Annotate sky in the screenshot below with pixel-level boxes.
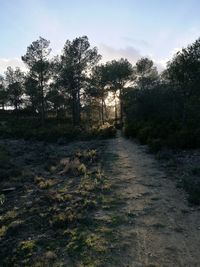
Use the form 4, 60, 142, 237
0, 0, 200, 74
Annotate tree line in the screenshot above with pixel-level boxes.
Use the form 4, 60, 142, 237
0, 36, 132, 126
124, 38, 200, 148
0, 36, 200, 148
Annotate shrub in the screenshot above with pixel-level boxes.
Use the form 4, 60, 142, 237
148, 138, 163, 153
137, 125, 154, 144
180, 176, 200, 205
0, 117, 116, 142
91, 123, 116, 139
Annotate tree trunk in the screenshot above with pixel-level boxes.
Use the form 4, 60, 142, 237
77, 89, 81, 124
72, 90, 81, 126
41, 96, 45, 124
98, 105, 101, 123
14, 102, 18, 111
101, 98, 104, 124
103, 100, 108, 120
56, 107, 59, 120
119, 88, 123, 127
40, 75, 45, 125
114, 95, 117, 124
72, 92, 77, 125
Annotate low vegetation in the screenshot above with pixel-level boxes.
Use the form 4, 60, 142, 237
0, 115, 116, 142
0, 140, 128, 266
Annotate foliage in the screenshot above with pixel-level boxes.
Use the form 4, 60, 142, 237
104, 58, 133, 125
124, 38, 200, 149
5, 67, 24, 110
0, 36, 200, 145
0, 75, 8, 110
0, 142, 124, 266
22, 37, 52, 120
58, 36, 101, 125
0, 115, 116, 142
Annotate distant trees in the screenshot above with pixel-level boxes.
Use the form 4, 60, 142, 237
165, 38, 200, 124
104, 59, 133, 124
166, 38, 200, 95
0, 75, 7, 110
89, 64, 110, 123
123, 58, 159, 123
87, 58, 133, 125
1, 35, 200, 149
134, 57, 158, 90
0, 36, 133, 125
59, 36, 101, 125
1, 36, 104, 124
22, 37, 52, 121
5, 67, 24, 110
24, 76, 40, 113
123, 38, 200, 149
46, 86, 66, 117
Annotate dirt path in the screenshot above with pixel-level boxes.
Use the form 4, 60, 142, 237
105, 133, 200, 267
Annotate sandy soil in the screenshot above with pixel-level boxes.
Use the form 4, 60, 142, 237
104, 133, 200, 267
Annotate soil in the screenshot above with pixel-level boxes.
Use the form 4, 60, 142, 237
0, 134, 200, 266
103, 133, 200, 267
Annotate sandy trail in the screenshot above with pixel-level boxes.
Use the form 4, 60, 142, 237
105, 133, 200, 267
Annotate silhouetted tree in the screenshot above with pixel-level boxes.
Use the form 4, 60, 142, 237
59, 36, 101, 125
166, 38, 200, 124
104, 59, 133, 125
134, 57, 158, 90
22, 37, 52, 122
124, 38, 200, 149
5, 67, 24, 110
89, 65, 110, 123
46, 85, 66, 117
24, 76, 39, 113
0, 75, 7, 110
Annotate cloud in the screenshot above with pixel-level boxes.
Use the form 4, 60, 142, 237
122, 37, 150, 48
99, 44, 142, 64
0, 45, 184, 76
154, 27, 200, 69
0, 58, 26, 75
154, 47, 182, 70
99, 43, 168, 72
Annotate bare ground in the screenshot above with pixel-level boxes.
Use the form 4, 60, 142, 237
0, 134, 200, 266
104, 133, 200, 267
